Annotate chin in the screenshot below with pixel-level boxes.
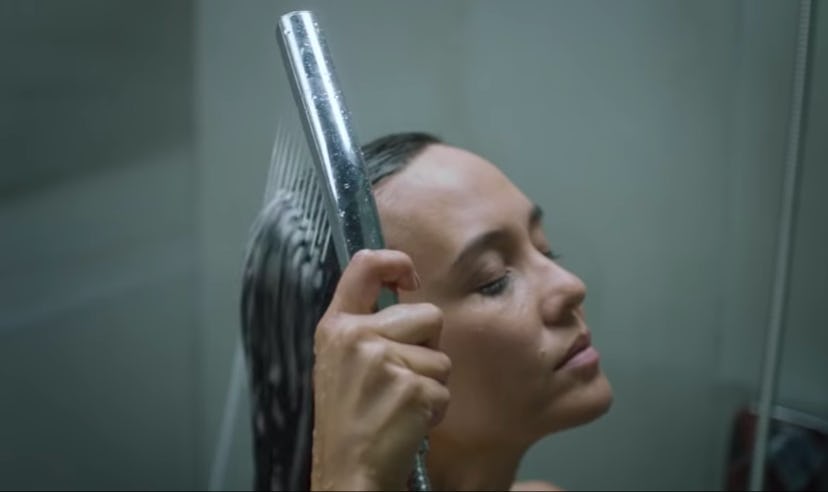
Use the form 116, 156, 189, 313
542, 371, 614, 434
577, 372, 614, 423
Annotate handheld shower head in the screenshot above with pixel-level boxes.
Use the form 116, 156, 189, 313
276, 11, 384, 270
274, 12, 432, 490
238, 10, 432, 492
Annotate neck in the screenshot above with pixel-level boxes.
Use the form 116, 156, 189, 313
426, 433, 529, 491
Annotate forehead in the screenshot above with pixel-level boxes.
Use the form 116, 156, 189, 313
375, 144, 532, 275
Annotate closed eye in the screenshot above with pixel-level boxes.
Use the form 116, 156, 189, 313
477, 272, 511, 297
542, 249, 562, 261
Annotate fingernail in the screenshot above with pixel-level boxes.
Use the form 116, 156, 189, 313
413, 271, 422, 290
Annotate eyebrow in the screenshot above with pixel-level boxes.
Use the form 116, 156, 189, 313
450, 204, 544, 271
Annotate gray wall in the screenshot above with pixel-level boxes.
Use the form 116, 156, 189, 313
0, 1, 198, 489
1, 0, 825, 490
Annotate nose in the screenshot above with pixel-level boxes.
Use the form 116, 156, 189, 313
538, 261, 587, 327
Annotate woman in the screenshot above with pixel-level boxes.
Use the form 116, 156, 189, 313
241, 133, 613, 491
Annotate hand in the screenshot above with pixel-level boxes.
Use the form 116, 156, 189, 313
311, 249, 451, 491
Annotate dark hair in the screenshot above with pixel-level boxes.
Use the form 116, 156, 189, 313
240, 132, 442, 491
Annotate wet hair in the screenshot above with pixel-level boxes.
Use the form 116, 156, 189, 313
240, 132, 442, 491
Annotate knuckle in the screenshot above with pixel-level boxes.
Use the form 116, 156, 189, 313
316, 312, 344, 334
314, 315, 335, 345
360, 339, 390, 367
420, 379, 450, 413
315, 313, 362, 347
397, 373, 420, 402
350, 249, 376, 269
417, 378, 434, 400
421, 303, 444, 325
336, 315, 362, 340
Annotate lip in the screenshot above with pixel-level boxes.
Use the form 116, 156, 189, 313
555, 331, 599, 371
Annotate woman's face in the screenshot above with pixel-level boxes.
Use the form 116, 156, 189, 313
375, 144, 612, 449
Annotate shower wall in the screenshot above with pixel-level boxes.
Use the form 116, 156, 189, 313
1, 1, 824, 490
0, 1, 198, 489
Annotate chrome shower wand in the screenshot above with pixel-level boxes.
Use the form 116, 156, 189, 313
276, 11, 382, 270
275, 10, 432, 492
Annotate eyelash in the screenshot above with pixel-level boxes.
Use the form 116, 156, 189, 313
543, 250, 562, 261
478, 272, 511, 297
477, 249, 561, 297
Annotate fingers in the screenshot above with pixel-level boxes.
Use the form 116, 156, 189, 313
328, 249, 419, 315
316, 302, 443, 354
368, 302, 443, 348
417, 375, 451, 428
387, 340, 452, 385
388, 340, 451, 427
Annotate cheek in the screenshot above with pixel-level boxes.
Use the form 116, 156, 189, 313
440, 299, 547, 407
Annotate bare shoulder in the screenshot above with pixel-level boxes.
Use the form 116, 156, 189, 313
510, 480, 563, 491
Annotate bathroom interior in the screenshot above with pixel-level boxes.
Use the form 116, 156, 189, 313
1, 0, 826, 490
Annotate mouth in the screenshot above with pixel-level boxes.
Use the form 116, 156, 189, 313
555, 331, 599, 371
